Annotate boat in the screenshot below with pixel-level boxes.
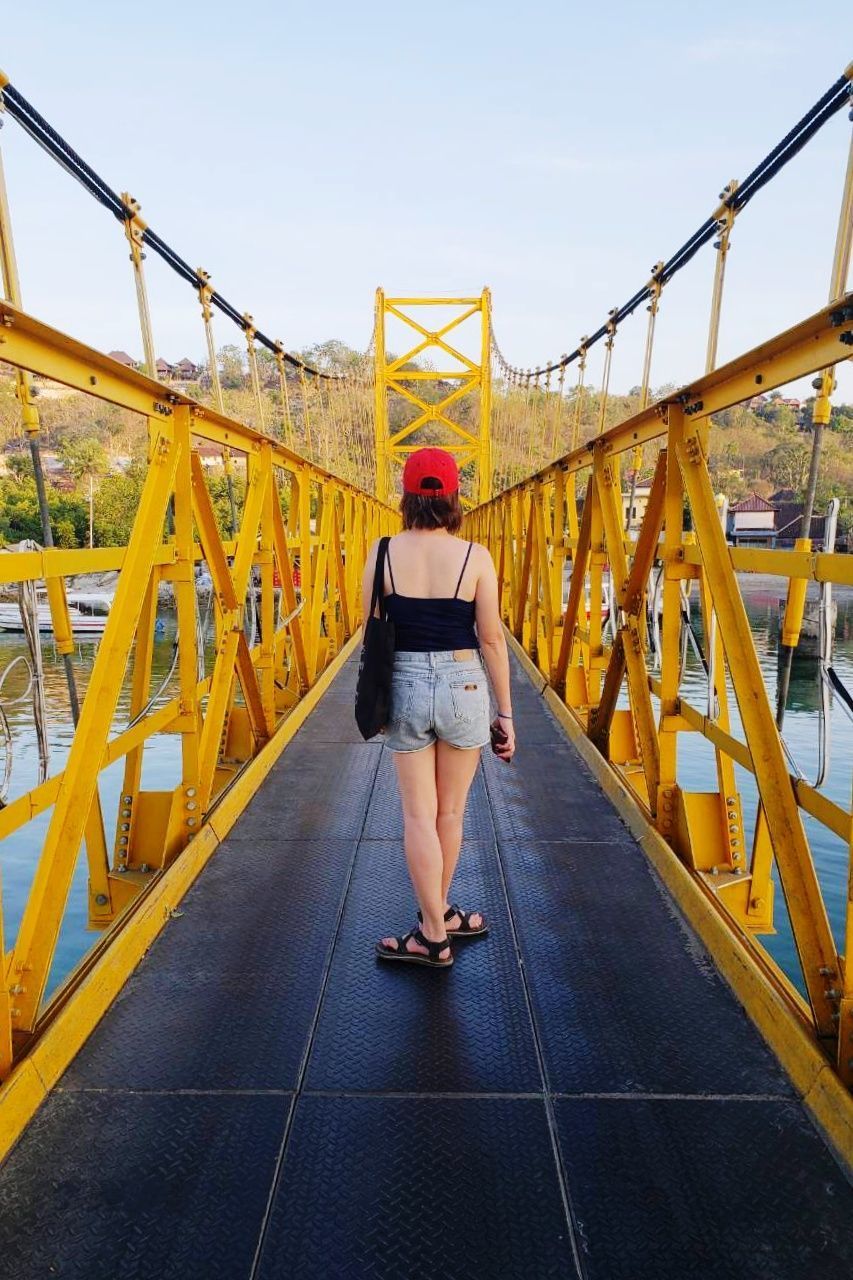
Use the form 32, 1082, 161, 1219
0, 591, 113, 635
562, 565, 611, 623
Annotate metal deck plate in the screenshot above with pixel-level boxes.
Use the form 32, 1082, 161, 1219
304, 837, 542, 1092
2, 652, 852, 1277
554, 1097, 853, 1278
484, 737, 631, 840
496, 833, 794, 1096
256, 1096, 579, 1280
62, 836, 363, 1090
0, 1091, 290, 1280
227, 741, 380, 840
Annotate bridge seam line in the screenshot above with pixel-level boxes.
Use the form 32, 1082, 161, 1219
247, 738, 385, 1280
51, 1085, 796, 1101
484, 756, 591, 1280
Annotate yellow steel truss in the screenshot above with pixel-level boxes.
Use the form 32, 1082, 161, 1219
0, 300, 396, 1073
373, 290, 492, 503
466, 293, 853, 1088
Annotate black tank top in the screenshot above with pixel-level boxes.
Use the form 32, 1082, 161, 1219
384, 541, 478, 652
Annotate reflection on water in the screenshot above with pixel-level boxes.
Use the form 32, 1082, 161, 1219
0, 578, 852, 999
0, 616, 182, 996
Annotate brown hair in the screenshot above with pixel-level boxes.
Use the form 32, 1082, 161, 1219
400, 491, 463, 533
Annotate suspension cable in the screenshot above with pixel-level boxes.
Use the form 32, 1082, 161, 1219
0, 79, 342, 381
491, 68, 852, 378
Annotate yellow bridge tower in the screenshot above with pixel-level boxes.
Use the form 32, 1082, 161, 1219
372, 289, 492, 504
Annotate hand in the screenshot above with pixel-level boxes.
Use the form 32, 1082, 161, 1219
491, 717, 516, 763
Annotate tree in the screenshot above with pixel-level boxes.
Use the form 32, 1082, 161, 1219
5, 452, 34, 483
93, 469, 145, 546
764, 438, 810, 491
204, 471, 247, 539
0, 477, 87, 547
218, 345, 246, 390
59, 437, 109, 486
0, 376, 20, 447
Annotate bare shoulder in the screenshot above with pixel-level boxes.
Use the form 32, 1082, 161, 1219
469, 540, 494, 566
468, 540, 496, 579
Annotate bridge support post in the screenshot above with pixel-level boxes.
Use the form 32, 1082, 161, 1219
373, 288, 389, 502
7, 422, 181, 1031
0, 875, 11, 1078
675, 416, 840, 1039
479, 287, 492, 502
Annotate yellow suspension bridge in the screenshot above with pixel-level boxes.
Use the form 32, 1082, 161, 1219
0, 61, 852, 1278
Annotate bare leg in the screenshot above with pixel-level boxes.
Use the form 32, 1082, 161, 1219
381, 745, 450, 959
436, 740, 483, 929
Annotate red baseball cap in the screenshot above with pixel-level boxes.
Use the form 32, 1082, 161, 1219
402, 447, 459, 496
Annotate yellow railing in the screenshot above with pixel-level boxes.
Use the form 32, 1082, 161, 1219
466, 294, 853, 1088
0, 302, 395, 1084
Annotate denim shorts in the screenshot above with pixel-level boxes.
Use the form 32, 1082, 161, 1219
383, 650, 491, 753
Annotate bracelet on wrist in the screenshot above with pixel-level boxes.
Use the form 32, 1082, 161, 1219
497, 712, 513, 720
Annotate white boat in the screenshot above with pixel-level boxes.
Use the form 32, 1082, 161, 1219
0, 591, 113, 635
562, 565, 611, 623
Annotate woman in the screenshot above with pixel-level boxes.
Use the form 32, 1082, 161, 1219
361, 446, 516, 970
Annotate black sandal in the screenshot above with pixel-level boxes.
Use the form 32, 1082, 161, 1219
418, 904, 489, 938
375, 927, 453, 968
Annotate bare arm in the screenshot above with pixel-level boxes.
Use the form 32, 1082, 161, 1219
473, 546, 515, 757
360, 539, 380, 626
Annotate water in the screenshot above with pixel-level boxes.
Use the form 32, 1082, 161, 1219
671, 576, 853, 995
1, 578, 851, 1000
0, 615, 182, 997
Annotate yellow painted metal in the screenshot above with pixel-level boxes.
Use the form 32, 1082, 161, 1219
373, 289, 492, 502
197, 269, 224, 412
705, 180, 738, 374
479, 288, 492, 503
0, 304, 396, 1077
465, 293, 853, 1088
596, 313, 617, 434
780, 538, 812, 647
510, 631, 853, 1170
120, 193, 156, 377
274, 344, 296, 448
0, 149, 79, 657
676, 421, 838, 1032
243, 314, 266, 431
0, 632, 363, 1163
681, 545, 853, 586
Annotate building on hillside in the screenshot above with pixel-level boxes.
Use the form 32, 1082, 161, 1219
107, 350, 138, 370
727, 493, 777, 546
768, 488, 830, 545
173, 358, 199, 381
774, 507, 828, 547
726, 490, 840, 548
196, 443, 225, 470
621, 476, 654, 529
748, 395, 801, 419
151, 357, 201, 384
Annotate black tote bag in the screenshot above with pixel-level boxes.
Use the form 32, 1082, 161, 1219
354, 536, 396, 740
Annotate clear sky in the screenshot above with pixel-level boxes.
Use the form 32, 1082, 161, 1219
2, 2, 851, 398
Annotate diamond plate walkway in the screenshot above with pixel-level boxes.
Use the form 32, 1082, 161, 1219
1, 654, 853, 1279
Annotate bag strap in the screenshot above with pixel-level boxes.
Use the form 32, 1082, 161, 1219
369, 537, 390, 619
